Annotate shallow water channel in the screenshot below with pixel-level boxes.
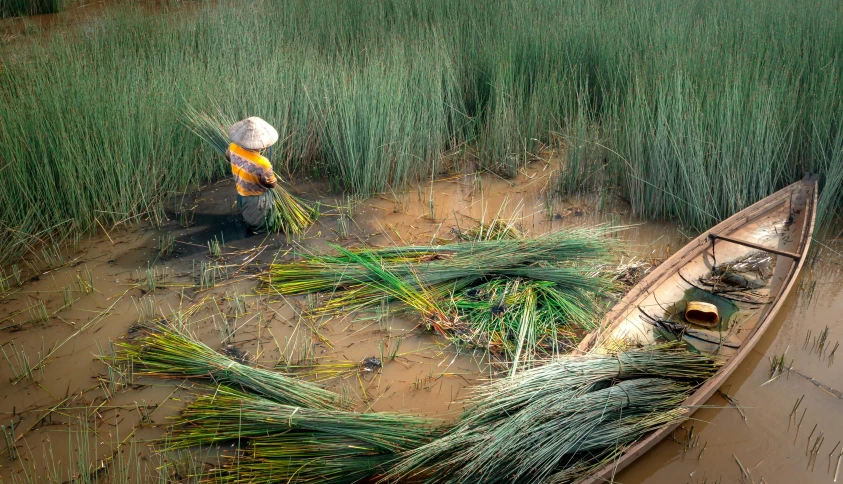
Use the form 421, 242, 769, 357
0, 156, 840, 482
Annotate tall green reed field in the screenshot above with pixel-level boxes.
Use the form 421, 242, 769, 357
0, 0, 841, 263
0, 0, 64, 18
552, 0, 843, 232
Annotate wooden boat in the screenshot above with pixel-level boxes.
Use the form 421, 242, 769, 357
577, 175, 818, 483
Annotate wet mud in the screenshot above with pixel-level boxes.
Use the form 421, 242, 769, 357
0, 159, 840, 482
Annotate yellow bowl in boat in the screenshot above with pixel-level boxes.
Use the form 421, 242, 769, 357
685, 301, 720, 328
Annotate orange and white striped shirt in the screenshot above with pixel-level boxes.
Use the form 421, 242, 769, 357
228, 143, 277, 196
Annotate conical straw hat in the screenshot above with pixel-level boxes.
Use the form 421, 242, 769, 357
228, 117, 279, 150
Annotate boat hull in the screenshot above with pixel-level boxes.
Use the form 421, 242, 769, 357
576, 176, 818, 483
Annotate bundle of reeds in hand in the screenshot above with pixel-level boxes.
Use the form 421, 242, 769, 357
182, 106, 315, 235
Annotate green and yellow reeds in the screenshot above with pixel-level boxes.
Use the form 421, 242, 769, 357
212, 435, 394, 484
385, 344, 722, 483
326, 246, 460, 335
167, 387, 442, 483
259, 227, 613, 296
118, 325, 342, 410
169, 387, 439, 453
267, 185, 316, 235
259, 228, 615, 364
154, 344, 721, 484
123, 324, 720, 484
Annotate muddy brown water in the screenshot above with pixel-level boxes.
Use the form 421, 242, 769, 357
616, 250, 843, 484
2, 158, 840, 482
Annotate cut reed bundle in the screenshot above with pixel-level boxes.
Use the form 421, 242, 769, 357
391, 380, 689, 484
118, 326, 342, 410
169, 387, 439, 452
330, 257, 605, 368
259, 227, 614, 296
211, 435, 393, 484
258, 246, 445, 296
451, 278, 598, 371
461, 342, 721, 426
170, 387, 441, 483
326, 246, 463, 335
385, 344, 721, 483
458, 219, 523, 241
268, 184, 317, 235
182, 107, 315, 235
259, 228, 614, 363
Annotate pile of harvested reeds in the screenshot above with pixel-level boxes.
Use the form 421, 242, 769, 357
211, 434, 394, 484
117, 325, 441, 483
122, 324, 719, 483
118, 325, 342, 410
259, 227, 616, 365
260, 227, 612, 296
167, 388, 442, 483
182, 107, 315, 235
384, 343, 722, 483
170, 386, 439, 449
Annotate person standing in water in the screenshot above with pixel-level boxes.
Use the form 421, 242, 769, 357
226, 117, 278, 234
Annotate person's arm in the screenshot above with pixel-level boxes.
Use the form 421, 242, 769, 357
260, 170, 277, 189
225, 148, 232, 161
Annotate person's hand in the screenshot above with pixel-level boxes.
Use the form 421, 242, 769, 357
261, 171, 278, 189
